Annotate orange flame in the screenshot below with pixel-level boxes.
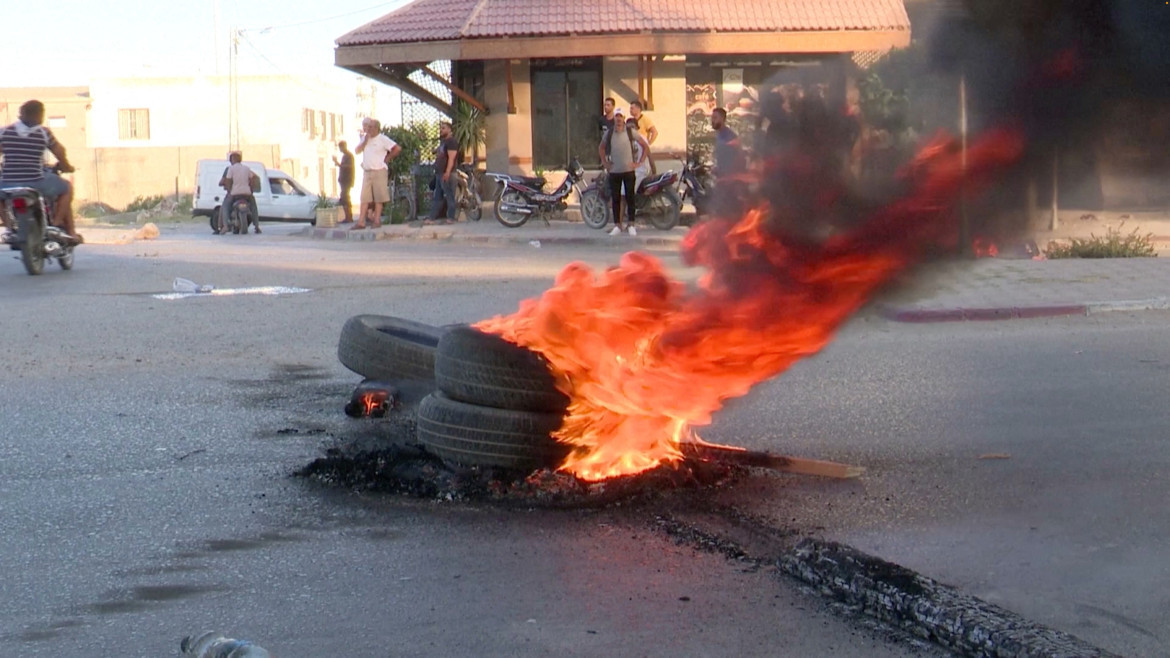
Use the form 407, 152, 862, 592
475, 128, 1026, 481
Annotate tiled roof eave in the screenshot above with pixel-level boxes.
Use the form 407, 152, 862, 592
335, 28, 912, 66
338, 25, 909, 48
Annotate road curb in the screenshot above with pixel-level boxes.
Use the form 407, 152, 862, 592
1084, 296, 1170, 314
884, 296, 1170, 323
883, 304, 1088, 322
300, 226, 683, 248
779, 538, 1119, 658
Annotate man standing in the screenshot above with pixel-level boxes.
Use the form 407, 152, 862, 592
711, 107, 746, 177
354, 117, 400, 229
598, 97, 616, 137
428, 122, 460, 224
219, 151, 260, 233
629, 100, 658, 174
332, 140, 355, 223
0, 100, 81, 243
598, 107, 650, 236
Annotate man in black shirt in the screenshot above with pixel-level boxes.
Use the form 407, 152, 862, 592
598, 97, 616, 136
332, 140, 355, 222
428, 121, 460, 223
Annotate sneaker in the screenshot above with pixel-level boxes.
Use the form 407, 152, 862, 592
627, 226, 637, 237
609, 226, 622, 236
253, 227, 262, 234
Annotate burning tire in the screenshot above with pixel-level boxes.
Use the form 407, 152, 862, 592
337, 315, 444, 383
435, 325, 569, 413
416, 391, 569, 471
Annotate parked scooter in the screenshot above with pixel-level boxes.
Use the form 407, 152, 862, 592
0, 166, 78, 275
580, 169, 682, 230
486, 158, 588, 228
454, 163, 483, 221
679, 157, 715, 217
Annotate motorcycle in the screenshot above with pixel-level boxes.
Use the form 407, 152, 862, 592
580, 169, 682, 231
226, 196, 255, 234
0, 168, 77, 275
679, 158, 715, 217
486, 158, 588, 228
453, 163, 483, 222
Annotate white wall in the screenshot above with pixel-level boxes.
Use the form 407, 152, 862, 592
87, 75, 355, 195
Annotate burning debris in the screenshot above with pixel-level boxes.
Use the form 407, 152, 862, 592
297, 443, 741, 508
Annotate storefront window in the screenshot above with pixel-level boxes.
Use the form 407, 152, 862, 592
685, 55, 842, 160
531, 59, 602, 170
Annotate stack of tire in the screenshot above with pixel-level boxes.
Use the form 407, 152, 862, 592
338, 316, 569, 472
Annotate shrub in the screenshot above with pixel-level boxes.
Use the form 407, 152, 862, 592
175, 194, 193, 214
124, 194, 166, 213
1044, 224, 1157, 259
316, 193, 335, 209
77, 201, 118, 218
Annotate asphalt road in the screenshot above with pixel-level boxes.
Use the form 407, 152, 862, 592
0, 223, 1164, 656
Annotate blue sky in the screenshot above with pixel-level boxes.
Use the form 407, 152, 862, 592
1, 0, 408, 86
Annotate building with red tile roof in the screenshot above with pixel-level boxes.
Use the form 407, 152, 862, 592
335, 0, 910, 175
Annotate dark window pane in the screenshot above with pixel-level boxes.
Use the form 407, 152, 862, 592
532, 71, 567, 170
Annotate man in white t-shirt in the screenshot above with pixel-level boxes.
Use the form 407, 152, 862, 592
353, 117, 401, 229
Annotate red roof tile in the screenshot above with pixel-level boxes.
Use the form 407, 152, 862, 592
337, 0, 910, 46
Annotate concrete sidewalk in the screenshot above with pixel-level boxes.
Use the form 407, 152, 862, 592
880, 257, 1170, 322
300, 217, 1170, 323
298, 216, 691, 248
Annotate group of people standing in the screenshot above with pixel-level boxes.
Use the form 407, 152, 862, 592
597, 98, 659, 236
332, 117, 402, 229
332, 118, 462, 229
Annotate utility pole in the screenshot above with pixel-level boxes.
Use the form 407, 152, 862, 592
228, 26, 240, 151
958, 74, 970, 257
212, 0, 222, 75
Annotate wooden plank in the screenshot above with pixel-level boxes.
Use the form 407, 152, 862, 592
681, 443, 865, 479
417, 64, 489, 114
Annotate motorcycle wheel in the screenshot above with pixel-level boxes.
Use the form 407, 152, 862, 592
648, 188, 682, 231
494, 190, 530, 228
580, 189, 610, 229
466, 188, 483, 222
59, 245, 74, 270
20, 217, 45, 275
209, 212, 220, 234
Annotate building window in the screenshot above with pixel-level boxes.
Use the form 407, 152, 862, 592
318, 110, 326, 140
118, 109, 150, 140
530, 59, 602, 169
302, 108, 310, 133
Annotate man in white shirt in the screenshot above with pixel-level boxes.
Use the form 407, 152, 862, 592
218, 151, 261, 234
354, 117, 401, 229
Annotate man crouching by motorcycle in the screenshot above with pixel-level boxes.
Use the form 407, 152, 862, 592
219, 151, 260, 234
0, 100, 82, 243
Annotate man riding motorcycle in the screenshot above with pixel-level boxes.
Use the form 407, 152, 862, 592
218, 151, 260, 234
0, 99, 82, 243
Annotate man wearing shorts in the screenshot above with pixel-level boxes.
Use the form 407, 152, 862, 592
354, 118, 400, 229
0, 100, 81, 243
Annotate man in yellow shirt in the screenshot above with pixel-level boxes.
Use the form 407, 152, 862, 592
629, 100, 658, 174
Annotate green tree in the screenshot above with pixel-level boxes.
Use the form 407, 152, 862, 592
450, 101, 486, 166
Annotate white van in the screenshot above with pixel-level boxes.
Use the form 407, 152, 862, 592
192, 159, 318, 228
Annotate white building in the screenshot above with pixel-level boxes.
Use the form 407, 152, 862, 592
1, 74, 395, 208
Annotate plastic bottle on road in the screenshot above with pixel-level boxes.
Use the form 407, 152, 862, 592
180, 630, 271, 657
173, 277, 215, 293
